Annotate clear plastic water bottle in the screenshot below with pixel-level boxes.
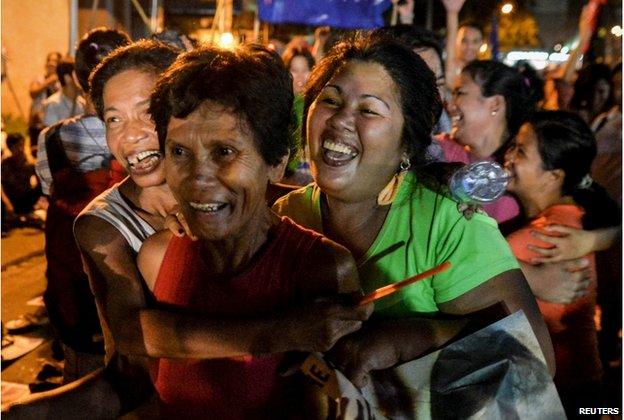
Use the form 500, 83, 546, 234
448, 161, 509, 204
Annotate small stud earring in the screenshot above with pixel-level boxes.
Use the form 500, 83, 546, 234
491, 110, 498, 116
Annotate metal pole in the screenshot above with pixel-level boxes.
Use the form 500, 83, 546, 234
69, 0, 78, 56
426, 0, 433, 30
150, 0, 158, 34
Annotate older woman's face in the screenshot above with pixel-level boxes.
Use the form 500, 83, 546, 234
307, 60, 404, 203
165, 101, 283, 241
103, 69, 163, 188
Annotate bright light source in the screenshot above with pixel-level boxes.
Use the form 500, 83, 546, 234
561, 46, 570, 54
611, 25, 623, 37
479, 43, 488, 53
549, 52, 570, 62
506, 51, 549, 61
218, 32, 236, 48
501, 3, 513, 14
554, 44, 562, 52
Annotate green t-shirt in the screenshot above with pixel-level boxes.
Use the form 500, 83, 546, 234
272, 172, 519, 317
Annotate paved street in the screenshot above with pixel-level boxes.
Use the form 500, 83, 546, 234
2, 227, 55, 399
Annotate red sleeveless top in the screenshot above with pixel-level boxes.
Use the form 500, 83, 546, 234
152, 217, 328, 418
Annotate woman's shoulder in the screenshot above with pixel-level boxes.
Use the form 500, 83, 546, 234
137, 230, 175, 291
435, 133, 471, 164
403, 174, 499, 230
272, 183, 322, 232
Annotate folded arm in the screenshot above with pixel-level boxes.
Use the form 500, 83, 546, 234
328, 269, 555, 387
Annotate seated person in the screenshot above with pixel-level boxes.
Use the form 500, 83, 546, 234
138, 44, 372, 417
1, 133, 41, 216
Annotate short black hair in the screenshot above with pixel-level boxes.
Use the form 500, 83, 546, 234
149, 44, 295, 167
6, 133, 24, 151
56, 58, 75, 87
90, 40, 180, 120
74, 27, 131, 94
304, 31, 442, 168
378, 25, 443, 66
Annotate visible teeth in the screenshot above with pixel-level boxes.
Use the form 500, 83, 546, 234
189, 202, 225, 212
322, 140, 357, 156
127, 150, 161, 166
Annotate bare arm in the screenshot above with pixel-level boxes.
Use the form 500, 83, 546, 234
562, 4, 593, 83
443, 0, 465, 89
527, 225, 620, 263
328, 269, 555, 387
29, 74, 57, 99
135, 230, 371, 359
519, 259, 591, 304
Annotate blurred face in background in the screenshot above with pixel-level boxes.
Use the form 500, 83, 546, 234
45, 53, 61, 76
290, 55, 312, 95
414, 47, 447, 104
456, 26, 482, 63
592, 78, 611, 114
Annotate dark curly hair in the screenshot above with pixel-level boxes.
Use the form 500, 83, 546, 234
149, 44, 296, 167
89, 40, 180, 120
303, 31, 442, 168
74, 27, 131, 94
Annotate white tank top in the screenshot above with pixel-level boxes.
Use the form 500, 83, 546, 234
78, 185, 156, 252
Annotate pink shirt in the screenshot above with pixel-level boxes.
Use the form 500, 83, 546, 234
438, 135, 520, 224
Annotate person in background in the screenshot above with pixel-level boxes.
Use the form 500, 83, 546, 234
571, 63, 614, 126
35, 27, 131, 383
273, 34, 555, 396
28, 51, 62, 148
590, 62, 622, 379
505, 111, 619, 417
140, 43, 372, 417
1, 133, 42, 224
443, 0, 483, 89
441, 60, 530, 223
42, 58, 85, 127
379, 24, 451, 136
281, 43, 315, 185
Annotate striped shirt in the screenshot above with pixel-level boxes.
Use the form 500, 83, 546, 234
35, 114, 111, 195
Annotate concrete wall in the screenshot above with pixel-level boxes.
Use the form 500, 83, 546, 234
1, 2, 121, 138
2, 0, 70, 132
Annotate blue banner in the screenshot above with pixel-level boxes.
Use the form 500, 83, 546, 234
257, 0, 392, 29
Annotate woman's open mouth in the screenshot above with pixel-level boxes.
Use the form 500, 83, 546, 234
189, 201, 229, 214
321, 140, 358, 167
126, 150, 162, 175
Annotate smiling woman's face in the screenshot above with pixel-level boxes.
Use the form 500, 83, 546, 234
103, 69, 163, 188
306, 60, 405, 203
165, 101, 284, 241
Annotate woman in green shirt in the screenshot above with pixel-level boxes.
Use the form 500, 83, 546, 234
273, 32, 555, 387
